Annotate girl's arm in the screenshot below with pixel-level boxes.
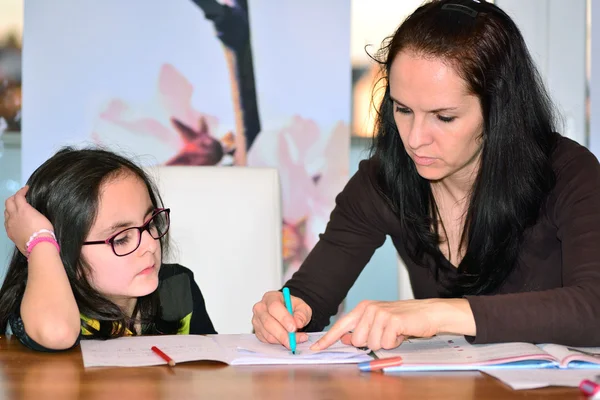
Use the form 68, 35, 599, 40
20, 239, 81, 350
5, 186, 81, 350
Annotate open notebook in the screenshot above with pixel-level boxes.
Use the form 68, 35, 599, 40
80, 332, 372, 368
369, 335, 600, 372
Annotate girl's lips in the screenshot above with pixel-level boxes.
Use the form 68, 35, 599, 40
137, 265, 155, 275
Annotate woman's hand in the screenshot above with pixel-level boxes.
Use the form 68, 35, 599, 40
311, 298, 475, 351
4, 186, 54, 255
252, 290, 313, 349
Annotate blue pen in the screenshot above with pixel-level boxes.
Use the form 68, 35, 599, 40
282, 287, 297, 355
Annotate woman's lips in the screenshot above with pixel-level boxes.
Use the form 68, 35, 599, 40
412, 154, 436, 166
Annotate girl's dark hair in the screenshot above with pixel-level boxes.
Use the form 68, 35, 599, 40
0, 147, 178, 336
370, 0, 558, 295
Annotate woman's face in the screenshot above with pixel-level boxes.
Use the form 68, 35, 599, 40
389, 50, 484, 184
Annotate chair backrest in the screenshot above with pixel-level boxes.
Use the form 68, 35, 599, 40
147, 166, 283, 334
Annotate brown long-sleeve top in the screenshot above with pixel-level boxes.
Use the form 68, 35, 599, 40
285, 136, 600, 346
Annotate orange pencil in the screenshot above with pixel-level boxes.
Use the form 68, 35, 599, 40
151, 346, 176, 367
359, 356, 403, 372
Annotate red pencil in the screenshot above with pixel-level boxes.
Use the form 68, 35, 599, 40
580, 379, 600, 398
151, 346, 176, 367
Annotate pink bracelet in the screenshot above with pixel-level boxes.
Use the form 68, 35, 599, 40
26, 236, 60, 260
25, 229, 56, 250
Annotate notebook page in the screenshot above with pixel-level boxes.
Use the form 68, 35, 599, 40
540, 344, 600, 368
374, 335, 555, 368
211, 333, 373, 365
218, 332, 368, 356
80, 335, 232, 368
81, 333, 373, 368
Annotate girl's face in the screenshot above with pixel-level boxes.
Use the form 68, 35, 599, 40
81, 172, 162, 310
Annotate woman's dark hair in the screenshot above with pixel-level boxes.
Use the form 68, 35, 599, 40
370, 0, 558, 295
0, 147, 178, 336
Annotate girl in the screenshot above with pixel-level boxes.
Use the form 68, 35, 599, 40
1, 147, 216, 351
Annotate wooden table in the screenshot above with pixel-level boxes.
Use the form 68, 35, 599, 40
0, 336, 584, 399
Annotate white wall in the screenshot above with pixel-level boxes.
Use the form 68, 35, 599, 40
0, 133, 21, 282
496, 0, 587, 146
345, 138, 400, 309
590, 0, 600, 157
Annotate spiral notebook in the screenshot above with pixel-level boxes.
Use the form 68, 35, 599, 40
80, 332, 372, 368
368, 335, 600, 372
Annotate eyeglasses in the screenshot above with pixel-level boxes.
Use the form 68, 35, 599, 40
83, 208, 170, 257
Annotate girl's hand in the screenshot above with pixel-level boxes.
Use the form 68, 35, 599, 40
4, 186, 54, 255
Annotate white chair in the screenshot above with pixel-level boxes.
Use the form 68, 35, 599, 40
147, 166, 283, 334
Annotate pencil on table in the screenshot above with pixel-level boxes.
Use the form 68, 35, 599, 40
151, 346, 176, 367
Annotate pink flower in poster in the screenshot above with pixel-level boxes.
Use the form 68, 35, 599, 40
247, 116, 349, 280
92, 64, 235, 165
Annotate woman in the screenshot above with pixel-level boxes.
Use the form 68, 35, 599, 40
252, 0, 600, 349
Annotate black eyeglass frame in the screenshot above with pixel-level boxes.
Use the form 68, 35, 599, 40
82, 208, 170, 257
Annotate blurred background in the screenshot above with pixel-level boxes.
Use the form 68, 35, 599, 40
0, 0, 594, 311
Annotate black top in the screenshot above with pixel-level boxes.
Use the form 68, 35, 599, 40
285, 136, 600, 346
9, 264, 216, 351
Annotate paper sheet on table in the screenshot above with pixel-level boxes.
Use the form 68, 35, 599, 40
80, 333, 372, 368
484, 369, 600, 390
220, 332, 368, 357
